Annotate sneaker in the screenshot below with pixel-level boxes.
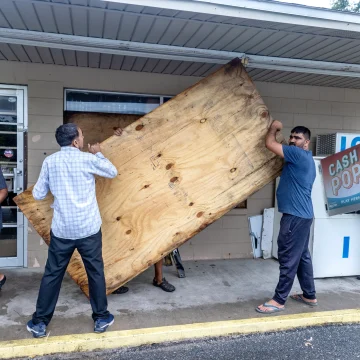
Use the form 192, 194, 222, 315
27, 320, 46, 338
112, 286, 129, 295
94, 314, 114, 333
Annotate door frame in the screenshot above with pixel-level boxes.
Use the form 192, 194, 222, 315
0, 84, 28, 268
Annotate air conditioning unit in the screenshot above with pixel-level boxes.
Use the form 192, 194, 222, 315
316, 132, 360, 156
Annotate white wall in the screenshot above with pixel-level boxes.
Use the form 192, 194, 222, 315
1, 60, 359, 267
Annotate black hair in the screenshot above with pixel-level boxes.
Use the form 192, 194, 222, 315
55, 123, 79, 147
291, 126, 311, 140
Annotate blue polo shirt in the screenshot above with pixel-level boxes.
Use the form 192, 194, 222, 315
0, 169, 7, 229
276, 145, 316, 219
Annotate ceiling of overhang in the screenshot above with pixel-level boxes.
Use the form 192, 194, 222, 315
2, 0, 360, 88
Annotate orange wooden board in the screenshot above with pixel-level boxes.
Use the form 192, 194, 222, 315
15, 59, 284, 296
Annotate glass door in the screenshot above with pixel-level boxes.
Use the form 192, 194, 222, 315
0, 86, 27, 267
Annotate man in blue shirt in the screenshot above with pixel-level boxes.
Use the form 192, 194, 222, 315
0, 168, 8, 290
257, 120, 317, 314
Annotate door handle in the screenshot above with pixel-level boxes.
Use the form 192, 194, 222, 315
13, 168, 23, 193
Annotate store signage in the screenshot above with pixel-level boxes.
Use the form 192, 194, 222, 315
321, 144, 360, 216
337, 133, 360, 152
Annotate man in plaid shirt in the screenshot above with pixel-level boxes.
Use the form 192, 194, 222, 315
27, 123, 119, 338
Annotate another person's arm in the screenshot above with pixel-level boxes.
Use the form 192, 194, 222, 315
0, 170, 8, 203
265, 120, 284, 158
33, 161, 50, 200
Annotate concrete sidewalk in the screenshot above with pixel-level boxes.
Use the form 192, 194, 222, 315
1, 259, 360, 342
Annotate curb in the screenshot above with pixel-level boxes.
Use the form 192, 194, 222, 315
1, 309, 360, 359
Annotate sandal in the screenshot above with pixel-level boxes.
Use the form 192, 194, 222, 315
0, 275, 6, 290
112, 286, 129, 295
290, 294, 318, 307
153, 277, 176, 292
256, 303, 285, 314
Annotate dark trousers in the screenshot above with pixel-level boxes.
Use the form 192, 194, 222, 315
32, 229, 109, 325
273, 214, 316, 305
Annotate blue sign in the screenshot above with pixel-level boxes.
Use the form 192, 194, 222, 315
343, 236, 350, 258
340, 135, 360, 151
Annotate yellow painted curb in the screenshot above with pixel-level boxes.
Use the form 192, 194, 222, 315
1, 309, 360, 359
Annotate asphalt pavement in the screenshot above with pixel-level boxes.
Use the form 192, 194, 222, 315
17, 323, 360, 360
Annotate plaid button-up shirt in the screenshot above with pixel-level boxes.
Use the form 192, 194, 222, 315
33, 146, 117, 240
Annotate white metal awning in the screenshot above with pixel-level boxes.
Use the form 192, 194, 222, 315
2, 0, 360, 88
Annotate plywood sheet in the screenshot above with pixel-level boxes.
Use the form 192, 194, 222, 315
64, 112, 141, 145
15, 59, 284, 296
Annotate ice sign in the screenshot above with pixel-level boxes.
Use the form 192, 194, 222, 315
339, 135, 360, 152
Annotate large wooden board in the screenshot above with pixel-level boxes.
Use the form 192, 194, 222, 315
15, 59, 284, 296
66, 112, 246, 209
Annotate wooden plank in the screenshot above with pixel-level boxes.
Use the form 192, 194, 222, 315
15, 59, 284, 297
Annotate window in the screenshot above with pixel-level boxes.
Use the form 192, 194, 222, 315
64, 89, 172, 115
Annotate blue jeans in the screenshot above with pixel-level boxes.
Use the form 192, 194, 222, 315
273, 214, 316, 305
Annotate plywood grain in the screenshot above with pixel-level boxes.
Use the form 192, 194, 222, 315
15, 59, 284, 296
64, 112, 141, 145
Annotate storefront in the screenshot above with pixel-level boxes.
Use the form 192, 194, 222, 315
1, 0, 360, 268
